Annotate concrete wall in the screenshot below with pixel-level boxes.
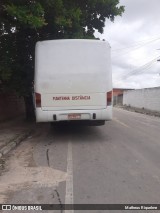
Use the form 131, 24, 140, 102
113, 94, 123, 106
0, 92, 25, 121
123, 87, 160, 112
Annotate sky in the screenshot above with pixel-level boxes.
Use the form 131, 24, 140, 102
95, 0, 160, 89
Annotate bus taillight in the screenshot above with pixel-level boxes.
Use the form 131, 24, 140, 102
107, 91, 112, 106
35, 93, 41, 107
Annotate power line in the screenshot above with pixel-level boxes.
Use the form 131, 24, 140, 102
121, 61, 157, 80
121, 60, 156, 79
112, 37, 160, 58
120, 55, 160, 80
112, 36, 160, 52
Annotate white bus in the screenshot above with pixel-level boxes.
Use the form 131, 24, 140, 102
34, 39, 112, 126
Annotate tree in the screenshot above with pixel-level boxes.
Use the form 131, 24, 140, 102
0, 0, 124, 119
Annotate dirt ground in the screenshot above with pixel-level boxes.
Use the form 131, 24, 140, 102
116, 105, 160, 117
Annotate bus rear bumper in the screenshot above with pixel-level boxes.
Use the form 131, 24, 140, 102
35, 107, 112, 123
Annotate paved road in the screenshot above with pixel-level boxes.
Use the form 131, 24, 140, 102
1, 108, 160, 212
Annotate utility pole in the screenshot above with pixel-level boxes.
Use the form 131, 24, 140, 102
157, 49, 160, 76
157, 59, 160, 76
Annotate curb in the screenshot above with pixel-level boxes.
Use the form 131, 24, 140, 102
115, 106, 160, 118
0, 130, 33, 158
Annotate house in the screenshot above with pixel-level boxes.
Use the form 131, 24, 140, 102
113, 88, 133, 105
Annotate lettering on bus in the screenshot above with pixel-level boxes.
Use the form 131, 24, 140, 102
53, 96, 70, 101
72, 96, 90, 100
53, 96, 90, 101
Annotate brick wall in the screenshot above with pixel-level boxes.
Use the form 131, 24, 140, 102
0, 92, 25, 121
123, 87, 160, 112
113, 88, 133, 105
113, 89, 124, 96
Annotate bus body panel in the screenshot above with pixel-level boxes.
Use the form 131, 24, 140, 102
34, 39, 112, 124
40, 93, 106, 110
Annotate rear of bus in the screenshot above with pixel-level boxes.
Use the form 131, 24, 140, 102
34, 39, 112, 125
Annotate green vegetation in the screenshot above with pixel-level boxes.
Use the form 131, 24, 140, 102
0, 0, 124, 119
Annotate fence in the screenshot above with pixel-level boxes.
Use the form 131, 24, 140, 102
0, 92, 25, 121
123, 87, 160, 112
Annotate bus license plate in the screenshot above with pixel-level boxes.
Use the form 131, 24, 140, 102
68, 114, 81, 120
